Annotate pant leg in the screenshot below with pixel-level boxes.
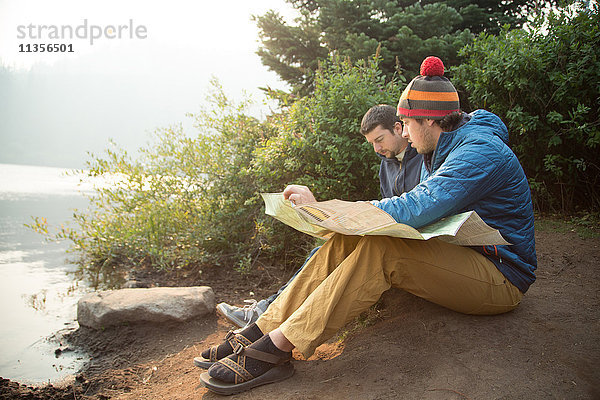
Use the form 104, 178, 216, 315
256, 235, 361, 331
385, 238, 523, 315
258, 234, 523, 358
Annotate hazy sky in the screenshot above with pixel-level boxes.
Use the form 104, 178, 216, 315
0, 0, 297, 168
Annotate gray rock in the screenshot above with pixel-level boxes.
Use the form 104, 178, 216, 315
77, 286, 215, 329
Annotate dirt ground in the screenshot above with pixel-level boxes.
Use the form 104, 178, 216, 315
2, 222, 599, 399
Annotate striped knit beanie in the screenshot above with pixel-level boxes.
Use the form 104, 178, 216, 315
397, 56, 459, 120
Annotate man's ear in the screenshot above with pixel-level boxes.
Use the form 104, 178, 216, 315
425, 119, 436, 127
393, 121, 403, 134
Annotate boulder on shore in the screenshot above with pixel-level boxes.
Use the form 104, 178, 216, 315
77, 286, 215, 329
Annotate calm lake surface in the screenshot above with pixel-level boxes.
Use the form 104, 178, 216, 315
0, 163, 94, 384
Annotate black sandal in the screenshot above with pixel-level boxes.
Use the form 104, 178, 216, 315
193, 330, 254, 369
200, 344, 294, 395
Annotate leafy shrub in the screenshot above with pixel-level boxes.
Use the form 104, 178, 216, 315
253, 55, 402, 201
453, 3, 600, 212
33, 58, 402, 279
249, 56, 402, 265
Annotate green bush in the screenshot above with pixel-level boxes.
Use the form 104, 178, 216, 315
453, 3, 600, 212
253, 55, 402, 201
248, 56, 402, 266
33, 58, 403, 280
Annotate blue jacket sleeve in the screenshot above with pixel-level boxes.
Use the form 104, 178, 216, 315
371, 138, 507, 228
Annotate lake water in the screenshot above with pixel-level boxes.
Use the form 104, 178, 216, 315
0, 163, 95, 384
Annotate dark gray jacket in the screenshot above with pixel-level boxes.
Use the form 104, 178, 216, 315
379, 145, 423, 198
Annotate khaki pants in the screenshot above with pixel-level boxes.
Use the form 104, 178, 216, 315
256, 234, 523, 358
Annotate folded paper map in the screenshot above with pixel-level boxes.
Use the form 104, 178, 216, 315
261, 193, 509, 246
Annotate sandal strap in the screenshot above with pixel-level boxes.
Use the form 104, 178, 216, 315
224, 330, 253, 348
234, 344, 291, 365
216, 345, 292, 384
234, 333, 253, 347
219, 356, 254, 383
206, 331, 255, 363
224, 331, 240, 349
209, 345, 218, 362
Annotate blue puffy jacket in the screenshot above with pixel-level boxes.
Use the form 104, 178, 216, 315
371, 110, 537, 293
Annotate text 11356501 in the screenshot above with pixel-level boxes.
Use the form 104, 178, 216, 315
19, 43, 74, 53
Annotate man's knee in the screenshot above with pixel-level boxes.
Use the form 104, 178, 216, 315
358, 235, 404, 251
324, 233, 362, 251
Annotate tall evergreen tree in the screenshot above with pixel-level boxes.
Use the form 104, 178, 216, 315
256, 0, 557, 94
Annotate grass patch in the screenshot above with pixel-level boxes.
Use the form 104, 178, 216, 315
535, 213, 600, 239
336, 300, 386, 343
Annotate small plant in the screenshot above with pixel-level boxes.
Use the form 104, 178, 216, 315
336, 301, 386, 343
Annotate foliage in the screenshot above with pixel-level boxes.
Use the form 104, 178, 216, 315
28, 81, 271, 285
245, 56, 402, 270
31, 59, 401, 278
255, 0, 556, 94
252, 55, 402, 202
453, 2, 600, 212
425, 0, 549, 35
254, 10, 329, 96
31, 1, 599, 280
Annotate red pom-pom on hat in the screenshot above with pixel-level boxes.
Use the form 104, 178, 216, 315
420, 56, 445, 76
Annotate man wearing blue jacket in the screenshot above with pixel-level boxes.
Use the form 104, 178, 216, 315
199, 56, 537, 395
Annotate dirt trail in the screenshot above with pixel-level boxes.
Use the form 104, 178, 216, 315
2, 227, 599, 399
